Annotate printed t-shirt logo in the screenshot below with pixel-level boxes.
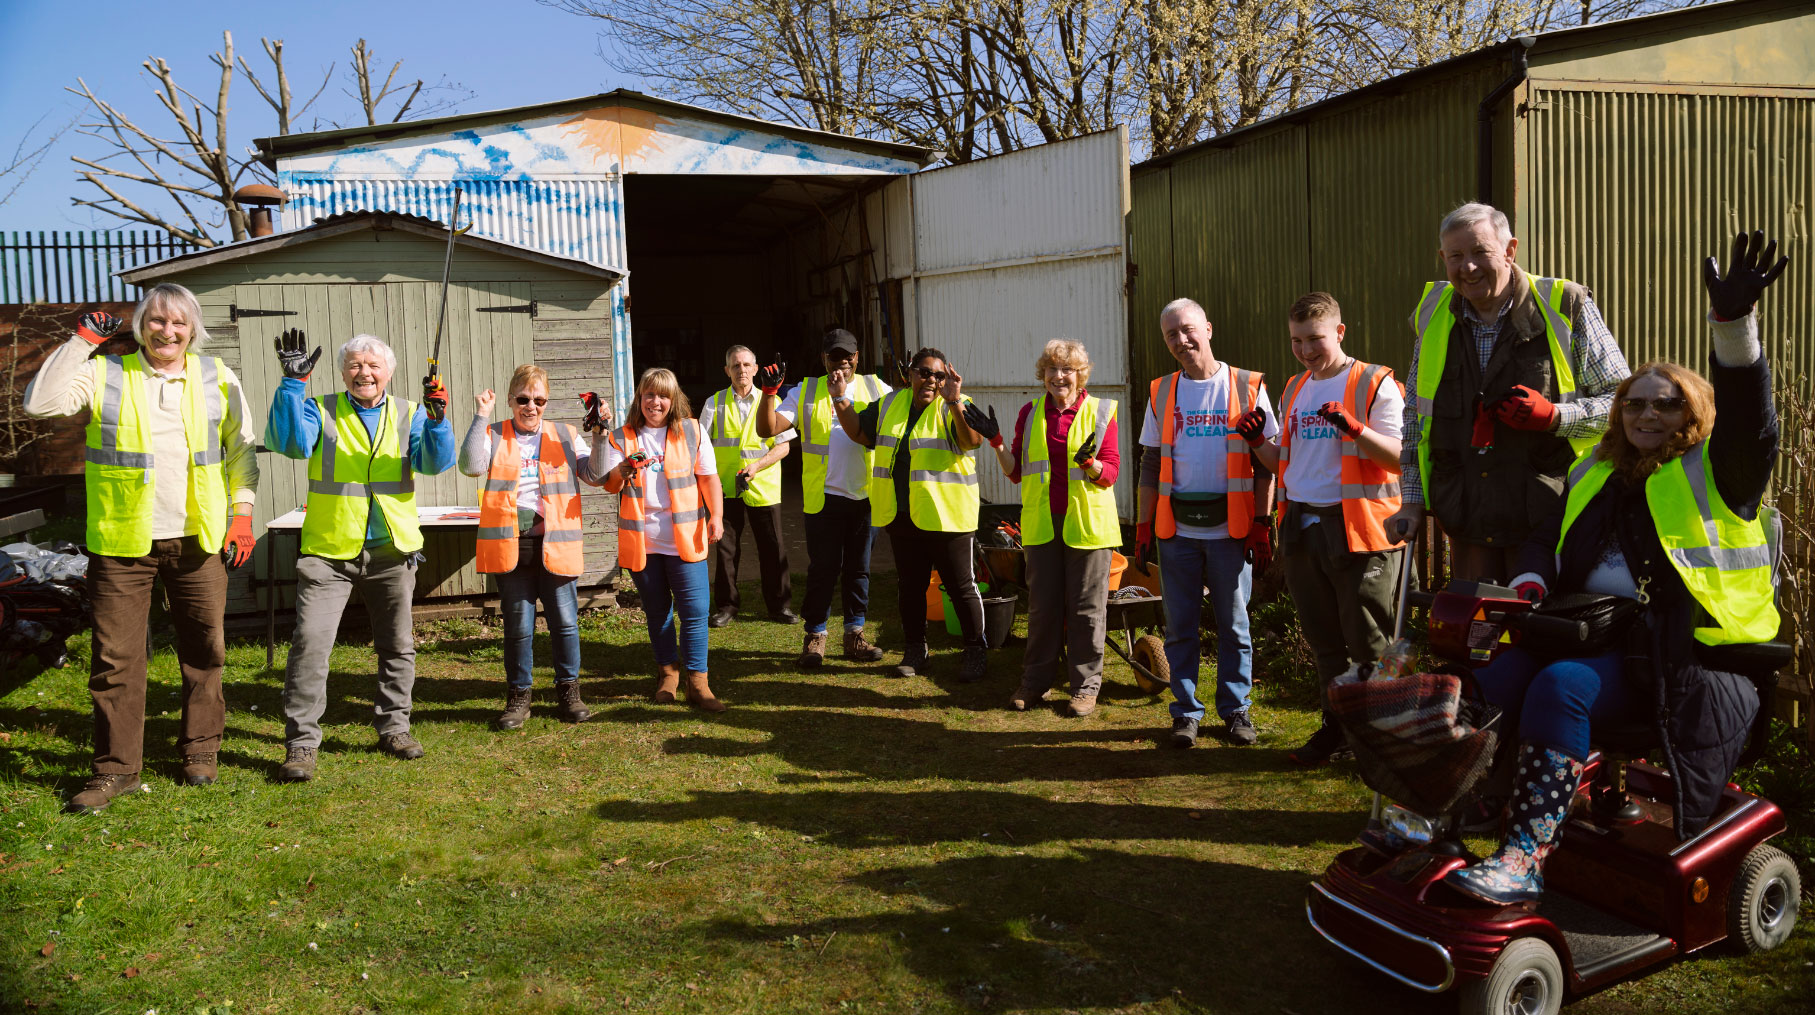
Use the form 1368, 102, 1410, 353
1294, 410, 1341, 442
1174, 404, 1229, 440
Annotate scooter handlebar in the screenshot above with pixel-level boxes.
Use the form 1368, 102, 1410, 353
1503, 611, 1590, 643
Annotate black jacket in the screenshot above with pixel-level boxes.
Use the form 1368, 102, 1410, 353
1515, 350, 1778, 837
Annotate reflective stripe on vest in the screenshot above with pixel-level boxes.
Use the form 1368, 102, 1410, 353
614, 419, 710, 571
1412, 273, 1593, 503
83, 352, 231, 557
1019, 394, 1120, 549
476, 420, 586, 576
800, 374, 881, 513
868, 390, 980, 531
1557, 446, 1778, 646
1150, 367, 1261, 539
1276, 360, 1403, 553
711, 387, 782, 507
300, 394, 422, 559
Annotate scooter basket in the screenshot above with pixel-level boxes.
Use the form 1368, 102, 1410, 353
1328, 671, 1501, 819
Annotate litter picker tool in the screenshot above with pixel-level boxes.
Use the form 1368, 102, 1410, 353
426, 187, 472, 383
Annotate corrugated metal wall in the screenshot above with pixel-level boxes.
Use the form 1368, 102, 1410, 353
1126, 168, 1173, 423
1523, 86, 1813, 379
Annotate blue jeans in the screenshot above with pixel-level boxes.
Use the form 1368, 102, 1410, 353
1474, 646, 1634, 760
1159, 534, 1252, 722
630, 553, 711, 672
801, 493, 873, 634
495, 538, 580, 690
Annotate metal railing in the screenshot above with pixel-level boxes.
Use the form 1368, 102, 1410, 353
0, 230, 200, 304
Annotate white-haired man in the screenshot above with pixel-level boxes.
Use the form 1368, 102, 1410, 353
1384, 203, 1630, 581
264, 329, 454, 781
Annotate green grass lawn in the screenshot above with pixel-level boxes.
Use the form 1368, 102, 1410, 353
2, 580, 1811, 1014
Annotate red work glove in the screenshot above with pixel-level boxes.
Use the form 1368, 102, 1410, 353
1134, 521, 1154, 567
223, 513, 256, 569
1317, 401, 1363, 438
1233, 407, 1268, 448
1494, 385, 1558, 432
421, 375, 449, 423
1513, 579, 1547, 603
1470, 399, 1497, 448
1244, 517, 1273, 571
76, 310, 121, 345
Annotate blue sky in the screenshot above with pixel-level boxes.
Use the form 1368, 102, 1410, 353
0, 0, 638, 234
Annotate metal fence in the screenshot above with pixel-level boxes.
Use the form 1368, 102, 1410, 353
0, 230, 201, 304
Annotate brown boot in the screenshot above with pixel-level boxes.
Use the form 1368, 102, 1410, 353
555, 680, 591, 723
1008, 683, 1046, 711
653, 663, 681, 703
66, 772, 141, 813
797, 631, 829, 668
684, 671, 726, 712
496, 685, 533, 730
180, 752, 218, 786
843, 628, 884, 662
1066, 690, 1099, 718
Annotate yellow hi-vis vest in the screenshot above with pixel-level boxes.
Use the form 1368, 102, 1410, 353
869, 391, 979, 531
796, 373, 883, 513
301, 393, 423, 559
1018, 394, 1119, 549
83, 352, 231, 557
1411, 271, 1597, 503
1558, 446, 1778, 646
710, 387, 781, 507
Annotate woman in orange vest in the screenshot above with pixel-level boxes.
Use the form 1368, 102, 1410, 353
460, 363, 609, 730
600, 368, 727, 710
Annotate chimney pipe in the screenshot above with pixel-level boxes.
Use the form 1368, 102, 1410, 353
234, 183, 288, 238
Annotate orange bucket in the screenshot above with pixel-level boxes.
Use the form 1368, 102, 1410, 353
1107, 551, 1129, 591
926, 571, 944, 621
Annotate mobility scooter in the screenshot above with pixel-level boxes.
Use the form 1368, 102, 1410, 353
1305, 580, 1802, 1015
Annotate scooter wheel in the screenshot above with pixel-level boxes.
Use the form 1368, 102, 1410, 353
1131, 635, 1169, 695
1459, 936, 1562, 1015
1728, 843, 1800, 953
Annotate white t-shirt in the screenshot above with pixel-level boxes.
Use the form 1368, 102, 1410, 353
1279, 367, 1405, 514
597, 422, 717, 557
776, 376, 891, 503
1138, 364, 1278, 540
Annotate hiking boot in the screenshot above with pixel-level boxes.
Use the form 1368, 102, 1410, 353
708, 606, 736, 629
653, 663, 681, 703
843, 628, 884, 662
180, 752, 218, 786
798, 632, 829, 669
895, 642, 929, 678
1224, 709, 1259, 746
1066, 691, 1098, 718
1008, 682, 1046, 711
957, 647, 989, 683
377, 732, 425, 760
1288, 723, 1351, 766
277, 745, 318, 782
555, 680, 591, 723
684, 671, 726, 712
496, 685, 534, 730
66, 772, 141, 813
1168, 716, 1199, 749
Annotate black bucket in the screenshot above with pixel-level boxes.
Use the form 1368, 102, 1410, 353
981, 594, 1018, 649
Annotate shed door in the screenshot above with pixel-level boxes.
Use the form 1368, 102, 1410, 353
907, 127, 1133, 516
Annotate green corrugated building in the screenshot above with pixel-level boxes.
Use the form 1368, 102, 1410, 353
1128, 0, 1813, 423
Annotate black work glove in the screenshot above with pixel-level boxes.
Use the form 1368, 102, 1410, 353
579, 391, 609, 434
757, 357, 787, 396
274, 327, 322, 380
1073, 431, 1100, 467
962, 401, 1001, 448
1704, 230, 1789, 321
735, 470, 751, 496
76, 311, 121, 345
421, 375, 448, 423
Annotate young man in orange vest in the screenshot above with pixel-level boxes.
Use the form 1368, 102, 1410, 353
1244, 293, 1406, 765
1136, 298, 1277, 748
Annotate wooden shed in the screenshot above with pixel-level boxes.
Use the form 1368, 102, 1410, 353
119, 210, 626, 617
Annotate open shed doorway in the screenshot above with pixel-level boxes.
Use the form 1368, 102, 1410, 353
622, 174, 896, 415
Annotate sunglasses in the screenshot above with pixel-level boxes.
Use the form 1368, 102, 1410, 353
1620, 396, 1686, 414
915, 367, 948, 382
515, 396, 548, 407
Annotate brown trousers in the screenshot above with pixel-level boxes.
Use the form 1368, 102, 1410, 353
87, 536, 227, 773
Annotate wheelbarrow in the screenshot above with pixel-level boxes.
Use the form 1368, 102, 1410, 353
1105, 557, 1169, 694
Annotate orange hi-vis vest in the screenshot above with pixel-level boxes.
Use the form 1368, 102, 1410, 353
1150, 367, 1264, 539
1275, 359, 1403, 553
609, 420, 709, 571
476, 420, 586, 576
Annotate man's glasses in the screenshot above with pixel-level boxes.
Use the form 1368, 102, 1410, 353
515, 396, 548, 407
1620, 396, 1686, 414
915, 367, 948, 382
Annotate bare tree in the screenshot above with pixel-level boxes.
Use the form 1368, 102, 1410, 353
0, 114, 71, 208
66, 31, 470, 246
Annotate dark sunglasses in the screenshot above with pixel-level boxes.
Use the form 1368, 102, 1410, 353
515, 396, 548, 407
1620, 396, 1686, 414
915, 367, 948, 382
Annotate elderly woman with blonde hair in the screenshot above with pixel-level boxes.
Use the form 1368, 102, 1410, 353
974, 338, 1121, 717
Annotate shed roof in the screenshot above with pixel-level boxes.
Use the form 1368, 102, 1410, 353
117, 210, 628, 285
1136, 0, 1811, 171
255, 88, 939, 170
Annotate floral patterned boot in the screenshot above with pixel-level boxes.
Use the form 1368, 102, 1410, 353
1444, 743, 1586, 905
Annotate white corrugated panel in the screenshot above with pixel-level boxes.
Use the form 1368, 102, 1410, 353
915, 258, 1128, 383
